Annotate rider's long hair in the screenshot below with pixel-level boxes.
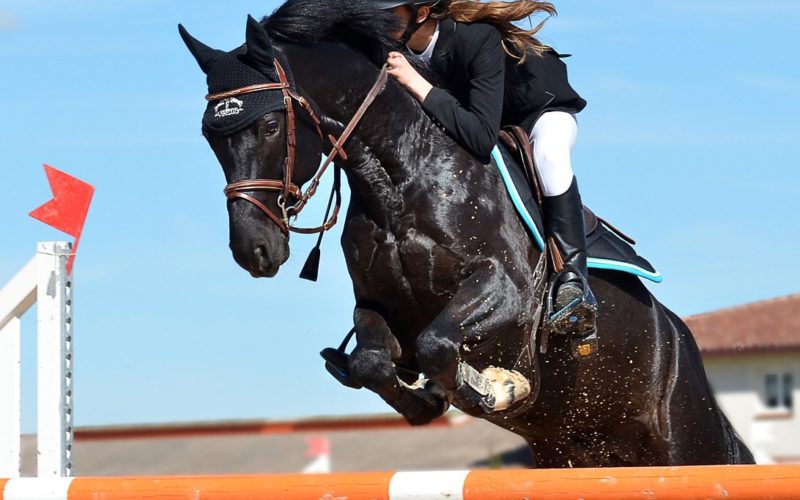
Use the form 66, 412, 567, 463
430, 0, 556, 62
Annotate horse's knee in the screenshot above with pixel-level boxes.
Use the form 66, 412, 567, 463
416, 331, 459, 381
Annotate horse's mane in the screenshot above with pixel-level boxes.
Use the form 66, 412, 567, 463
262, 0, 444, 86
262, 0, 401, 59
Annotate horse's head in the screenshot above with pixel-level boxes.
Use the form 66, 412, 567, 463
180, 17, 324, 278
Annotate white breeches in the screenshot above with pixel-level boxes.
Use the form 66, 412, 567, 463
528, 111, 578, 197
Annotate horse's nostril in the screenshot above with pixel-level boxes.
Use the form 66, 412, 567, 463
254, 245, 271, 268
254, 244, 272, 264
251, 244, 280, 277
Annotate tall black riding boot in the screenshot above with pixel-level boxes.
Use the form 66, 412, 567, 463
542, 177, 598, 335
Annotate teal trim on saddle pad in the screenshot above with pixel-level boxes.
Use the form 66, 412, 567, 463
491, 146, 546, 250
586, 257, 664, 283
490, 146, 663, 284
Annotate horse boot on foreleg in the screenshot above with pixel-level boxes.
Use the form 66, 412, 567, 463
416, 261, 533, 414
347, 307, 450, 426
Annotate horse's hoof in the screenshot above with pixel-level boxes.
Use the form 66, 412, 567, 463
400, 394, 449, 426
455, 362, 531, 413
481, 367, 531, 412
396, 378, 450, 426
404, 407, 443, 426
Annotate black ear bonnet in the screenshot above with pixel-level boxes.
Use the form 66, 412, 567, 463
179, 17, 295, 135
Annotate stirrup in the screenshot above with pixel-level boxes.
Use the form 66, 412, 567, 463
320, 327, 420, 389
320, 327, 362, 389
545, 265, 598, 336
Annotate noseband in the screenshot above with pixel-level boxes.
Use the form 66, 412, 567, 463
206, 60, 389, 236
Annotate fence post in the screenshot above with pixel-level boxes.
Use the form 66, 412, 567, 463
35, 242, 74, 478
0, 317, 22, 477
0, 257, 37, 478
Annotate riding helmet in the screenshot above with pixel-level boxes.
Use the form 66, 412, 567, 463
370, 0, 441, 9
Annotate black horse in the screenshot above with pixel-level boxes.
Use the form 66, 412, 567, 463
181, 0, 753, 467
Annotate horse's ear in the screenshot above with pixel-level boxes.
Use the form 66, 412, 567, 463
245, 15, 275, 70
178, 24, 225, 74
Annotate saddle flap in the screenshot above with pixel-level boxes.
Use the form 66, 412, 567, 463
500, 126, 598, 240
583, 206, 598, 235
500, 125, 543, 204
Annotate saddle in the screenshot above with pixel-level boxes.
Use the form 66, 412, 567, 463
499, 126, 634, 248
496, 126, 661, 283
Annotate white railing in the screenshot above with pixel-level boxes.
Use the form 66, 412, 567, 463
0, 242, 74, 478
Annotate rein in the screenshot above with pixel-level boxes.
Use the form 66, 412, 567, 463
206, 60, 389, 236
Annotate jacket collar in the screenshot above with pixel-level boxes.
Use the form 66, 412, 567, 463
430, 17, 456, 70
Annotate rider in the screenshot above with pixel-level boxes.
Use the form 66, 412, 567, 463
374, 0, 596, 335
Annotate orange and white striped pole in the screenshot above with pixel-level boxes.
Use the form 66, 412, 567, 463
2, 465, 800, 499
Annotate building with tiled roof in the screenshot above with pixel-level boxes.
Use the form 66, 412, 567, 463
18, 414, 531, 476
15, 294, 799, 475
686, 294, 799, 464
686, 294, 800, 356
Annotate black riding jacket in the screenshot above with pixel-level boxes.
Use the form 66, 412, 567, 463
421, 17, 587, 163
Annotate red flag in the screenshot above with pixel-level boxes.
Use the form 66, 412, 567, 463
29, 164, 95, 274
305, 436, 330, 457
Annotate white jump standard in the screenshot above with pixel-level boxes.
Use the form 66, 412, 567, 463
0, 242, 74, 478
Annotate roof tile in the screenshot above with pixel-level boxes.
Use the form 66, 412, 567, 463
684, 293, 800, 355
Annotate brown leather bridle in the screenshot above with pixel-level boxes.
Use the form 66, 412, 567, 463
205, 60, 389, 236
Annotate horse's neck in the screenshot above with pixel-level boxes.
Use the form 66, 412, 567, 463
285, 43, 444, 222
333, 130, 406, 225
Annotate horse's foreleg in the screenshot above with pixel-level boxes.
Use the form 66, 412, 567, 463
348, 307, 449, 425
416, 260, 530, 412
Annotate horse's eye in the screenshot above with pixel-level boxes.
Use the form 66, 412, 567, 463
265, 120, 280, 136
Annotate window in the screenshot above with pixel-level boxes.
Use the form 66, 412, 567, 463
765, 372, 793, 410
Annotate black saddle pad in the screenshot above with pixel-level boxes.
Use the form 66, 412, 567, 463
492, 145, 662, 283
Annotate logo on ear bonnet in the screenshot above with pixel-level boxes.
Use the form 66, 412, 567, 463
214, 97, 245, 118
180, 16, 286, 134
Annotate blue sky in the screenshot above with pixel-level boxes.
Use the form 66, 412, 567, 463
1, 1, 798, 432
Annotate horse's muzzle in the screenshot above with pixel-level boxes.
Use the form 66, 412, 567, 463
230, 235, 289, 278
251, 244, 286, 277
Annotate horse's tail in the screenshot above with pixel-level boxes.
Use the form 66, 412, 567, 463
719, 410, 756, 464
664, 307, 756, 464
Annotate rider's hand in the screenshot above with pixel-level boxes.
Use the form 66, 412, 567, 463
387, 51, 433, 103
